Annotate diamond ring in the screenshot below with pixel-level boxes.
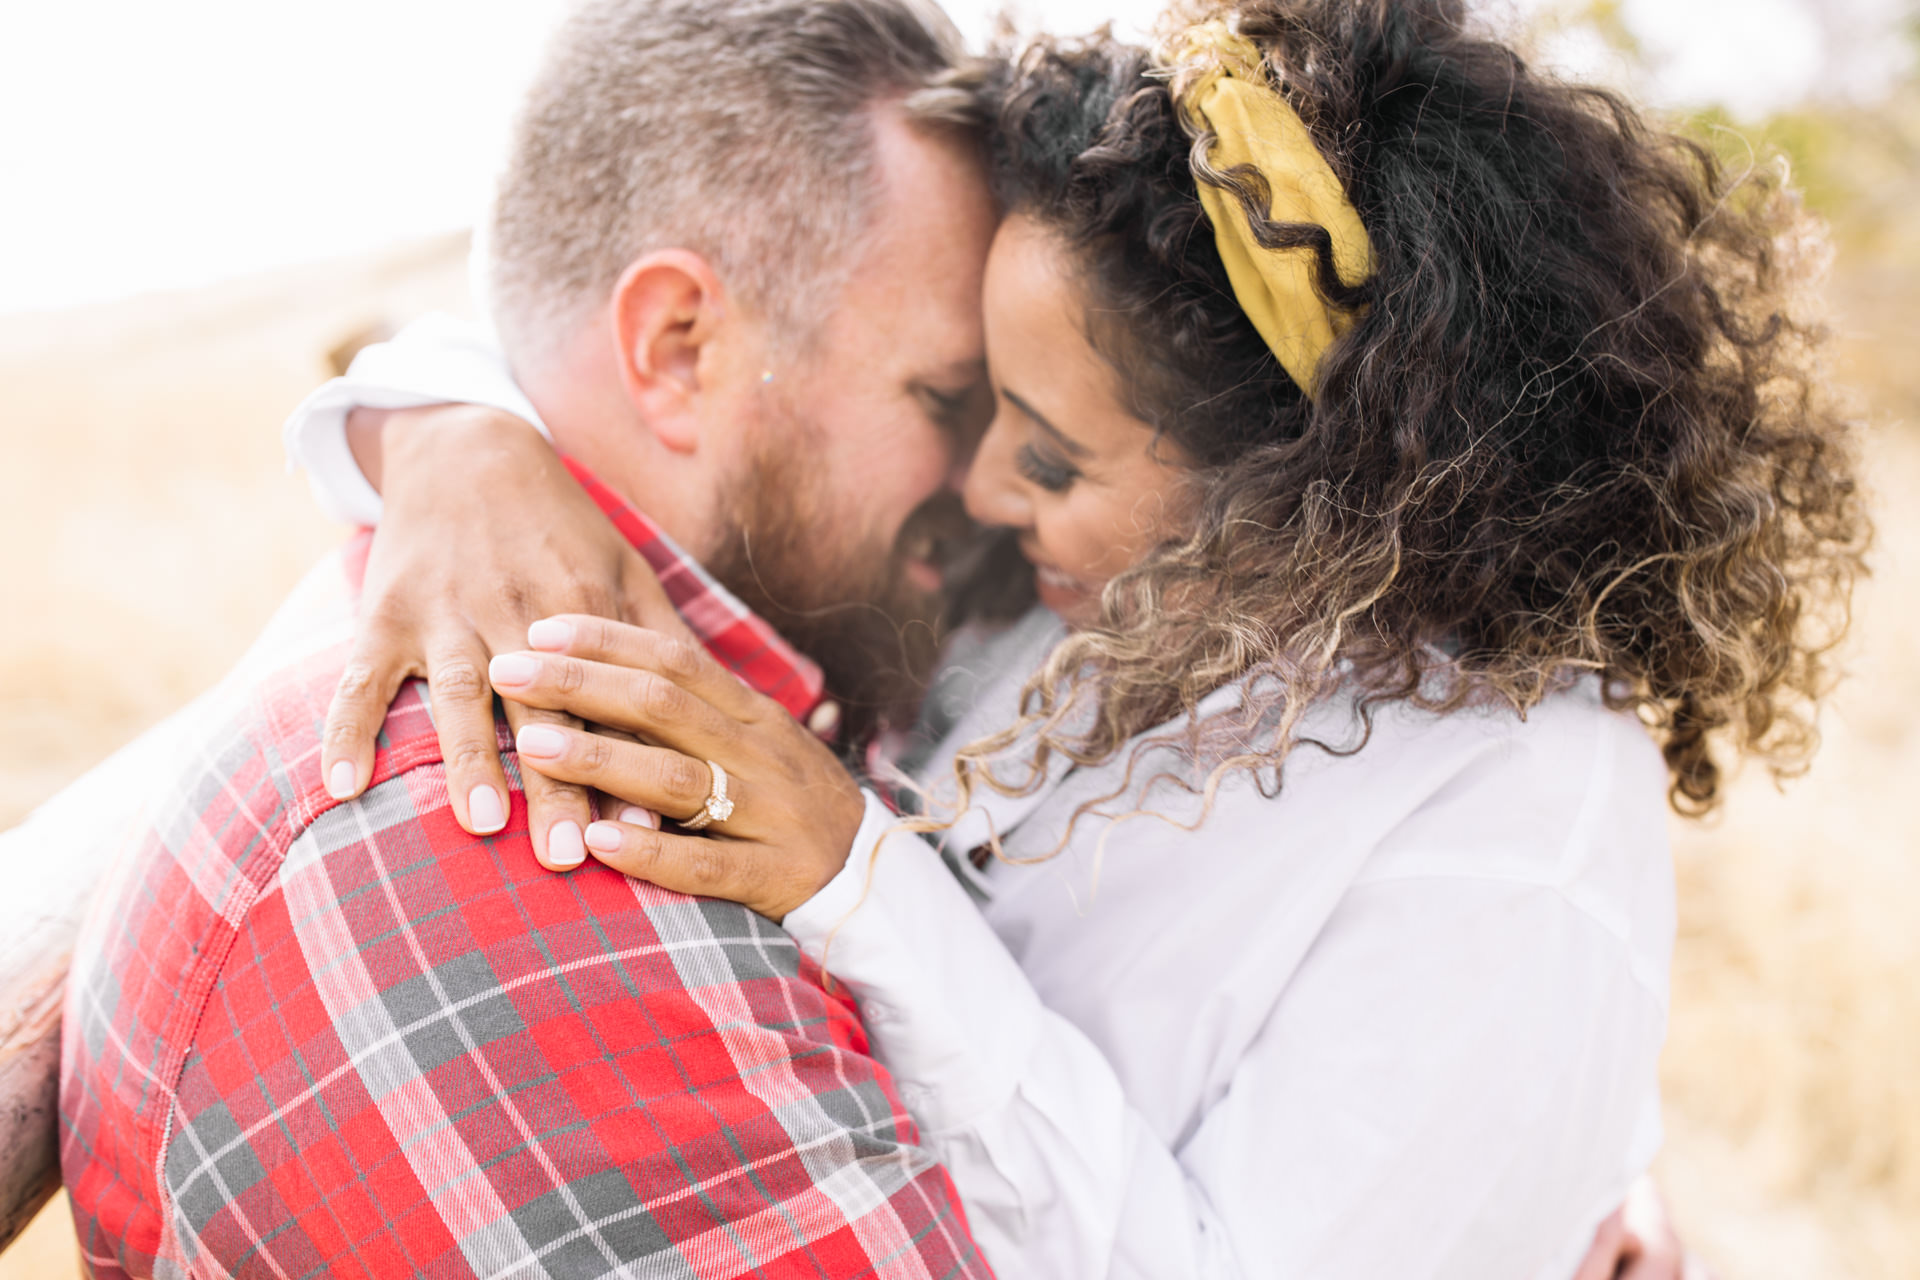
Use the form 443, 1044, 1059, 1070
679, 760, 734, 831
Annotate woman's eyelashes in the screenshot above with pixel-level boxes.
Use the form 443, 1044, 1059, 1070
1016, 444, 1079, 493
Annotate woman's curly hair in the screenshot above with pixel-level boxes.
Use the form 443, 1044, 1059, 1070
947, 0, 1867, 826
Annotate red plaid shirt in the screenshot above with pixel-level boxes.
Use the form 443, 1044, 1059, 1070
59, 462, 988, 1279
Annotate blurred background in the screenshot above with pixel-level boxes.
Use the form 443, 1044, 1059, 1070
1, 0, 1915, 1276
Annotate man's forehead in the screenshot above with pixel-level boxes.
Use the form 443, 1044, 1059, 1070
869, 103, 994, 205
859, 113, 997, 290
822, 236, 991, 378
796, 108, 995, 378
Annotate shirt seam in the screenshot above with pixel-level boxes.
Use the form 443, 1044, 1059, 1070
149, 736, 448, 1266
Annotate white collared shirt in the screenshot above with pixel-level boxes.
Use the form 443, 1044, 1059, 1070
785, 611, 1673, 1280
284, 326, 1674, 1280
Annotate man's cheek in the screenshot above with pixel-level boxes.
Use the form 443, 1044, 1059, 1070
852, 466, 942, 540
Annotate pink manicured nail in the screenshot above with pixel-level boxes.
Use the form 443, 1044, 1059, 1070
618, 805, 661, 831
806, 700, 842, 739
489, 653, 542, 687
468, 786, 506, 834
327, 761, 356, 800
516, 725, 567, 758
584, 822, 622, 853
527, 618, 575, 651
547, 821, 586, 868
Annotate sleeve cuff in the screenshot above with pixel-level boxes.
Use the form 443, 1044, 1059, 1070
283, 381, 389, 526
782, 792, 905, 951
281, 313, 552, 527
784, 790, 1046, 1133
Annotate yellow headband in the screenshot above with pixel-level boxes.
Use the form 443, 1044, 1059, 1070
1169, 21, 1373, 396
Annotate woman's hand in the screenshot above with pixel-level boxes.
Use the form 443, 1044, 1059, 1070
1573, 1178, 1716, 1280
318, 404, 696, 870
487, 615, 867, 921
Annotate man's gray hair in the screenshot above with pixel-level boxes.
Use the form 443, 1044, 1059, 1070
490, 0, 978, 364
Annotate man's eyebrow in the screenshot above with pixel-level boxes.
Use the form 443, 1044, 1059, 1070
1004, 389, 1090, 457
913, 359, 989, 392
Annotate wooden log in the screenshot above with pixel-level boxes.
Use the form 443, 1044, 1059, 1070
0, 937, 63, 1251
0, 807, 92, 1252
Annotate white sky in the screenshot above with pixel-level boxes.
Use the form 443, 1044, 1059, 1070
0, 0, 1904, 317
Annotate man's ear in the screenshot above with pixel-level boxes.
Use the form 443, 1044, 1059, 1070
608, 250, 729, 455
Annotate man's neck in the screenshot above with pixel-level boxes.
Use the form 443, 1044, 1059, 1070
517, 343, 715, 562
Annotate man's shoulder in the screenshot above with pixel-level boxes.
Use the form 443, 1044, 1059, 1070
157, 535, 452, 849
57, 536, 441, 1275
62, 535, 453, 1082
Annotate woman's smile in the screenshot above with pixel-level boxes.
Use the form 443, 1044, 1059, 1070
1030, 558, 1090, 614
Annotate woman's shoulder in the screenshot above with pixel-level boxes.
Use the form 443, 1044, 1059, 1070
996, 677, 1673, 1013
1079, 675, 1669, 874
906, 606, 1069, 772
1186, 677, 1673, 894
930, 606, 1067, 696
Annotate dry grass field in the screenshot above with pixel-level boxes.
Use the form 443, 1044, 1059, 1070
2, 163, 1917, 1279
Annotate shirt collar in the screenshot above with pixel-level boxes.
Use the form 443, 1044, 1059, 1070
562, 456, 826, 725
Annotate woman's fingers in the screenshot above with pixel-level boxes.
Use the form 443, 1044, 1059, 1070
423, 635, 514, 836
491, 648, 741, 759
1571, 1208, 1630, 1280
514, 723, 728, 829
1617, 1176, 1697, 1280
578, 820, 803, 921
500, 701, 598, 870
586, 727, 662, 834
526, 615, 762, 722
320, 621, 417, 802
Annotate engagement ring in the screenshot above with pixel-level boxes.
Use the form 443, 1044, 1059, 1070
679, 760, 734, 831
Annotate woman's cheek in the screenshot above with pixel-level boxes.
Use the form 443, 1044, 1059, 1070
1083, 508, 1154, 583
1061, 497, 1116, 572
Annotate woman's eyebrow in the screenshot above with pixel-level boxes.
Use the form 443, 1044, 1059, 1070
1004, 389, 1091, 457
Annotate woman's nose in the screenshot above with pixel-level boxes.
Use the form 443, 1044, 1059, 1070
962, 416, 1033, 530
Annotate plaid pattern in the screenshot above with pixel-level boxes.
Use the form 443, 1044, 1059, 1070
564, 459, 825, 727
59, 465, 987, 1280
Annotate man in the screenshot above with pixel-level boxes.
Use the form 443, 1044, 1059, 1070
57, 0, 1000, 1275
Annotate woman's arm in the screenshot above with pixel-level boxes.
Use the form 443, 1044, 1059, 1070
285, 318, 691, 867
285, 313, 552, 526
783, 812, 1665, 1278
486, 619, 1677, 1279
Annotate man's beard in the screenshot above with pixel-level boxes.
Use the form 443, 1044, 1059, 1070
706, 450, 966, 746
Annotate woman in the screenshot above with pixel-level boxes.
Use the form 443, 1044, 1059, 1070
292, 1, 1860, 1274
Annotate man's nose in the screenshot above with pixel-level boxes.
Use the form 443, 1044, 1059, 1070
961, 438, 1031, 530
945, 451, 972, 496
940, 381, 995, 497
